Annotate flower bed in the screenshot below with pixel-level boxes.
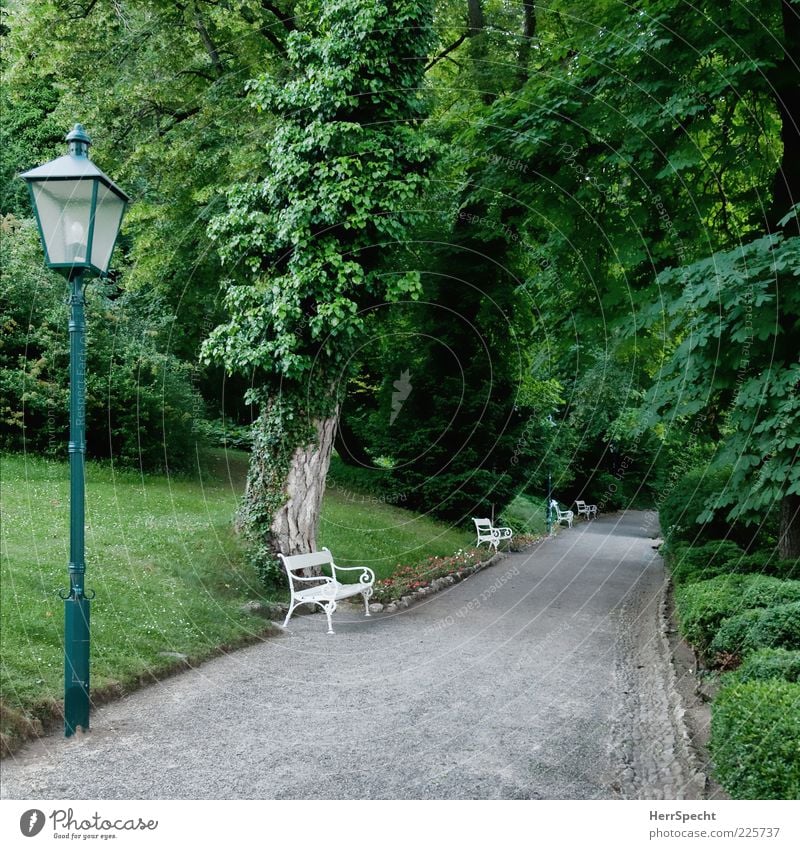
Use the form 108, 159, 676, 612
371, 534, 540, 605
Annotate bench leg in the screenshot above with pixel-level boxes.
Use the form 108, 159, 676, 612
362, 587, 373, 617
283, 603, 296, 628
324, 600, 336, 635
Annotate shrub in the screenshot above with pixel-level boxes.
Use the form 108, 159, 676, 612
590, 471, 630, 511
710, 602, 800, 658
658, 466, 772, 548
727, 649, 800, 685
725, 554, 800, 581
710, 679, 800, 799
665, 541, 799, 585
658, 466, 736, 543
740, 578, 800, 609
667, 540, 745, 584
676, 576, 800, 652
197, 418, 254, 451
1, 216, 205, 471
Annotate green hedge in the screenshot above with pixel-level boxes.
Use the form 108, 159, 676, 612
667, 541, 798, 585
667, 540, 744, 584
710, 602, 800, 658
727, 649, 800, 685
675, 576, 800, 653
710, 679, 800, 799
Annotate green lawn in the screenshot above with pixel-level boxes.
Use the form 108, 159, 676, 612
499, 492, 548, 536
0, 449, 475, 748
320, 489, 473, 581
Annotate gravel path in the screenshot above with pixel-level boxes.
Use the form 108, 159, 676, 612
0, 511, 705, 800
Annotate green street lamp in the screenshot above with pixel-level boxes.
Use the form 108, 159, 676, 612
21, 124, 129, 737
545, 413, 557, 536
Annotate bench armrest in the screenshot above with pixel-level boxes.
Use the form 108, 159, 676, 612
330, 564, 376, 585
491, 527, 513, 538
290, 574, 335, 585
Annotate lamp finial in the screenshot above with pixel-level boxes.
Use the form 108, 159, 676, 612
66, 124, 92, 158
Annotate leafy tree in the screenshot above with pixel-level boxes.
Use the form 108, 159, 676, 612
1, 216, 203, 471
203, 0, 436, 559
641, 218, 800, 556
2, 0, 287, 363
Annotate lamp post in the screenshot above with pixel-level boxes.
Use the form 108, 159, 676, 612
545, 413, 557, 536
21, 124, 129, 737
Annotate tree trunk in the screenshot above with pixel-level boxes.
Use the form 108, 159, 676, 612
467, 0, 484, 34
517, 1, 536, 81
269, 411, 339, 555
768, 0, 800, 235
778, 491, 800, 559
238, 399, 339, 580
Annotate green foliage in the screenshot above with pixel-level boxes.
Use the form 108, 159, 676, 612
710, 601, 800, 658
642, 228, 800, 526
196, 418, 254, 452
0, 72, 62, 217
498, 493, 548, 536
590, 472, 629, 512
0, 217, 203, 471
326, 454, 406, 505
448, 0, 784, 471
727, 649, 800, 685
204, 0, 435, 390
666, 540, 746, 584
711, 679, 800, 799
668, 539, 799, 584
675, 575, 800, 652
658, 467, 739, 544
334, 262, 557, 521
3, 0, 278, 361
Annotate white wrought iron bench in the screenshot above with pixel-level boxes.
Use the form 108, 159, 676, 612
575, 500, 598, 520
277, 547, 375, 635
549, 499, 574, 528
473, 518, 513, 550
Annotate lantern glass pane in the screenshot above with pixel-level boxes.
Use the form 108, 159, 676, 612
31, 180, 93, 265
90, 185, 126, 273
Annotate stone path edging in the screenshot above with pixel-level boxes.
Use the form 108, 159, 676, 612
355, 537, 547, 615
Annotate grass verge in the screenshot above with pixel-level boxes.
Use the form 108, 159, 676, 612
1, 450, 482, 752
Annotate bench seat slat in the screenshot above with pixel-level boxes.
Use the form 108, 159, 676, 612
294, 581, 367, 602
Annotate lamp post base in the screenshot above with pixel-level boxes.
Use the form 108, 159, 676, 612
64, 595, 90, 736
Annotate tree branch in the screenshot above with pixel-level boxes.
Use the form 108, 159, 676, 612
193, 6, 225, 75
426, 32, 468, 70
261, 1, 295, 31
427, 0, 486, 71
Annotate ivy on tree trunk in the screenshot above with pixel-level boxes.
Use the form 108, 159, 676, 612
203, 0, 435, 567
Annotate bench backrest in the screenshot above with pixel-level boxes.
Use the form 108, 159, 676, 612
473, 518, 493, 536
278, 548, 334, 580
575, 500, 587, 510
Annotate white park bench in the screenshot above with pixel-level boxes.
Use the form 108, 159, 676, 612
277, 547, 375, 635
473, 518, 513, 550
549, 499, 574, 528
575, 500, 598, 520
